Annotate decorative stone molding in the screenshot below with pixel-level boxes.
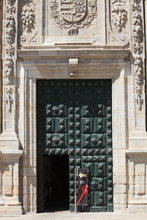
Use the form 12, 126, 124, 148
50, 0, 97, 36
108, 0, 129, 45
131, 0, 144, 109
4, 0, 17, 85
3, 0, 17, 129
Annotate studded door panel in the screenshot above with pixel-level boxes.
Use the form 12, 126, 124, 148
37, 80, 113, 212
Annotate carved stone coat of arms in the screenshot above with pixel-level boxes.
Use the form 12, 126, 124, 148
50, 0, 97, 36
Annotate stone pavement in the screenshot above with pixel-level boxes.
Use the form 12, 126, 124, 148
1, 212, 147, 220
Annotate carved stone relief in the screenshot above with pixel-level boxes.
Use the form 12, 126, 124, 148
112, 3, 128, 32
50, 0, 97, 36
131, 0, 144, 108
19, 0, 38, 45
4, 0, 16, 85
108, 0, 129, 45
5, 86, 13, 113
21, 1, 35, 33
45, 0, 105, 44
3, 0, 17, 123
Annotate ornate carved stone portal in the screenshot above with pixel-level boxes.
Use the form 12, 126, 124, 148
0, 0, 147, 216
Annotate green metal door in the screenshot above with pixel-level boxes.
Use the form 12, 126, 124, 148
37, 80, 113, 212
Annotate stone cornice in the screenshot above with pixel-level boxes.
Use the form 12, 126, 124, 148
126, 150, 147, 158
18, 48, 130, 60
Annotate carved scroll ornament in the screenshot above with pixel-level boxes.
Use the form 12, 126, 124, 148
50, 0, 97, 36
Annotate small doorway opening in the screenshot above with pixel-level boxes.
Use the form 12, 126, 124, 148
44, 155, 69, 211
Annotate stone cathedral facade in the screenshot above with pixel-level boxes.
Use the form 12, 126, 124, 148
0, 0, 147, 216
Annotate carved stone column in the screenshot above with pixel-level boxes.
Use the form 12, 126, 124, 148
0, 0, 22, 216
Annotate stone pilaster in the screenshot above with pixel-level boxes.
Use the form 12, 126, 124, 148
0, 0, 3, 134
131, 0, 146, 129
127, 0, 147, 213
0, 0, 23, 216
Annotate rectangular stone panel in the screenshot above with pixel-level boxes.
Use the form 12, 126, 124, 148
44, 0, 106, 45
127, 155, 147, 205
